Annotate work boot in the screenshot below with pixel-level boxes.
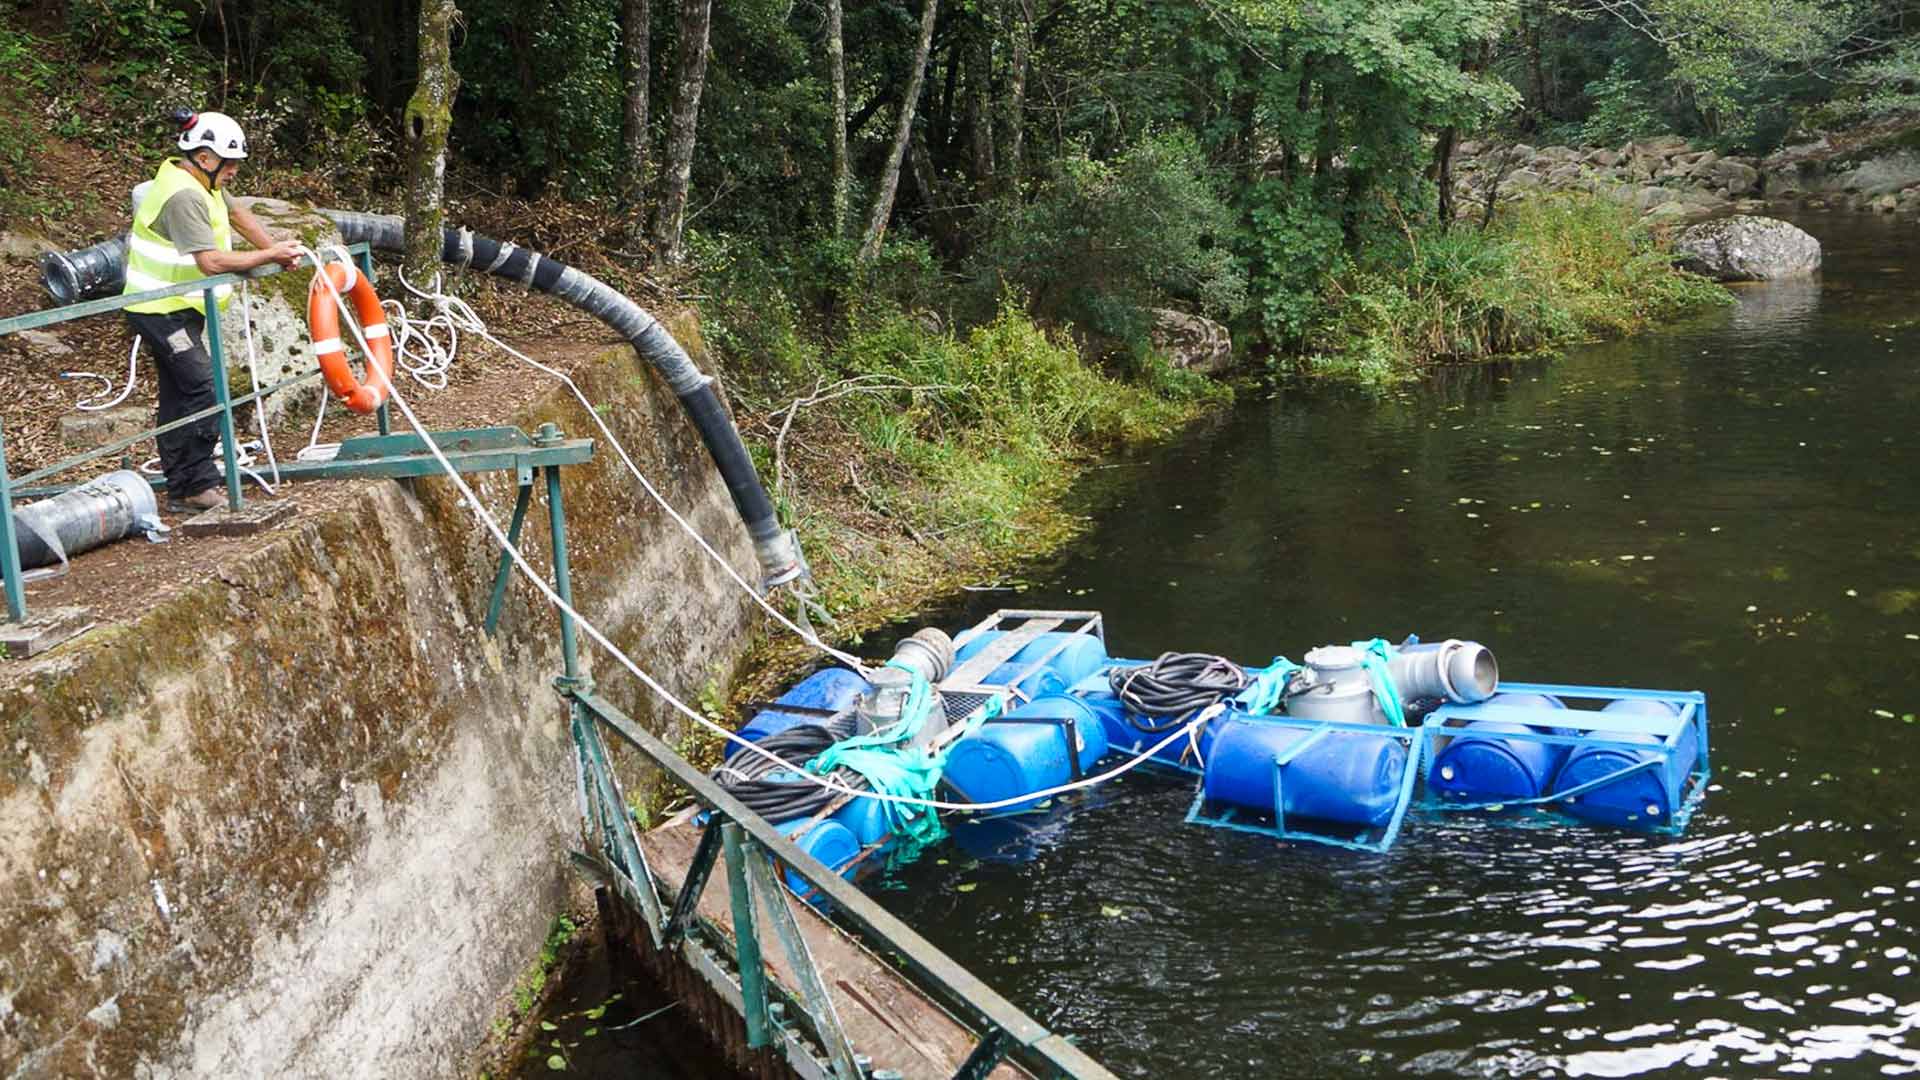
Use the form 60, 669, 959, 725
166, 488, 225, 515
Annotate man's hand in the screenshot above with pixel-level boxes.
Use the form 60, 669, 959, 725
264, 239, 302, 269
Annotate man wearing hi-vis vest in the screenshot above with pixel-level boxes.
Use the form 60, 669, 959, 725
122, 110, 301, 514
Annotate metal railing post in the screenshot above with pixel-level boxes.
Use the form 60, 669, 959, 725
721, 821, 773, 1048
484, 482, 534, 636
540, 428, 581, 683
204, 290, 244, 511
0, 427, 25, 623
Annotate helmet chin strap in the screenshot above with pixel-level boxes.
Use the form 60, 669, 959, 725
184, 151, 224, 189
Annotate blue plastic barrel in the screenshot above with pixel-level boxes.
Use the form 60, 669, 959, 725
941, 694, 1109, 811
774, 816, 861, 896
954, 631, 1108, 697
1082, 675, 1228, 772
727, 667, 872, 759
1201, 717, 1408, 827
829, 788, 894, 847
1551, 698, 1700, 828
1428, 692, 1570, 803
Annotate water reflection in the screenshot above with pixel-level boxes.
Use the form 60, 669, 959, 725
872, 212, 1920, 1078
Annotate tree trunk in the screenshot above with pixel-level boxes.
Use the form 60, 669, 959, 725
621, 0, 651, 247
403, 0, 460, 291
654, 0, 713, 266
967, 19, 994, 203
860, 0, 939, 262
1433, 126, 1458, 231
1282, 55, 1313, 184
1312, 80, 1337, 195
827, 0, 850, 237
1002, 0, 1030, 190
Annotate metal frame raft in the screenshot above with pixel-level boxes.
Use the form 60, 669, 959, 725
1416, 681, 1711, 835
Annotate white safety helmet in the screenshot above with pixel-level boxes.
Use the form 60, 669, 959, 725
176, 111, 249, 160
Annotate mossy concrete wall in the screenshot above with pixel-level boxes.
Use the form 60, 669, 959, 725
0, 347, 759, 1076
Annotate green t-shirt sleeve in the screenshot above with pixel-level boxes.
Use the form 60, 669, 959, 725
153, 189, 218, 255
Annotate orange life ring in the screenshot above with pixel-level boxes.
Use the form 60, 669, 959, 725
308, 261, 394, 414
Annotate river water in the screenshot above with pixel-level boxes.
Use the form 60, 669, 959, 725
868, 211, 1920, 1078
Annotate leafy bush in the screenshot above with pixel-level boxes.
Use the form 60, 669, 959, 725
1303, 194, 1727, 385
1580, 59, 1667, 147
458, 0, 625, 196
968, 132, 1246, 356
831, 299, 1192, 541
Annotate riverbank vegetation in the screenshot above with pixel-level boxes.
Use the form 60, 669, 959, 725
6, 0, 1920, 578
8, 1, 1919, 382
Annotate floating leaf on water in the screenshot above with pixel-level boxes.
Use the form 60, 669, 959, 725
583, 1027, 599, 1038
1773, 706, 1788, 716
956, 882, 977, 893
1872, 709, 1895, 719
583, 1006, 605, 1020
547, 1054, 567, 1071
540, 1021, 558, 1032
1101, 904, 1125, 918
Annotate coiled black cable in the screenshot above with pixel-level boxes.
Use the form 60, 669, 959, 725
1109, 652, 1250, 733
711, 721, 863, 822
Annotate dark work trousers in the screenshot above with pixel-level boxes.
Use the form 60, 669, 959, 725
125, 308, 222, 499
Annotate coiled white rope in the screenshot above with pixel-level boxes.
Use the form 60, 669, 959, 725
303, 247, 1205, 815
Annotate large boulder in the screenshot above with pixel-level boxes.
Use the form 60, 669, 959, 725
1148, 308, 1233, 376
226, 198, 346, 425
1673, 215, 1822, 282
1708, 159, 1761, 197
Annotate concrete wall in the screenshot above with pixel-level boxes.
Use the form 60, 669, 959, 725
0, 348, 760, 1077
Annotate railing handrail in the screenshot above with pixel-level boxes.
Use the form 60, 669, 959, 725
0, 241, 371, 337
573, 687, 1118, 1080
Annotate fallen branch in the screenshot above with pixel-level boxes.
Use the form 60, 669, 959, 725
770, 375, 957, 496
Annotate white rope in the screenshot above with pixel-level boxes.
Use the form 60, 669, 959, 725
303, 248, 1206, 815
237, 281, 282, 488
63, 336, 143, 412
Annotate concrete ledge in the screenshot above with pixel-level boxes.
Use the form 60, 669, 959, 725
177, 498, 297, 537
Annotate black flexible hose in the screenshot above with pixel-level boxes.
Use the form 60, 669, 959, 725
37, 211, 807, 588
711, 721, 864, 823
1108, 652, 1250, 733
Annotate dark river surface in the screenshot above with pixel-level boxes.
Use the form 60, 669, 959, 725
864, 211, 1920, 1079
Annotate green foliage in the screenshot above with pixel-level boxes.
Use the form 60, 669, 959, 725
0, 17, 59, 220
970, 132, 1246, 355
831, 298, 1198, 540
1302, 194, 1728, 385
512, 913, 580, 1015
65, 0, 191, 59
458, 0, 625, 195
1579, 59, 1666, 146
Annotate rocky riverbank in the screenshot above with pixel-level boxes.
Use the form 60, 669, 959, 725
1451, 118, 1920, 224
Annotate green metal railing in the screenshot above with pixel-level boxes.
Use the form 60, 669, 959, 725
529, 487, 1114, 1080
0, 243, 383, 624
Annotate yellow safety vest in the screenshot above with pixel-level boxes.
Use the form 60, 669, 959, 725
123, 159, 233, 315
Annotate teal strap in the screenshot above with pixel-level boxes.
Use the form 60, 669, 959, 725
805, 662, 1007, 846
1234, 657, 1300, 716
1352, 638, 1407, 727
